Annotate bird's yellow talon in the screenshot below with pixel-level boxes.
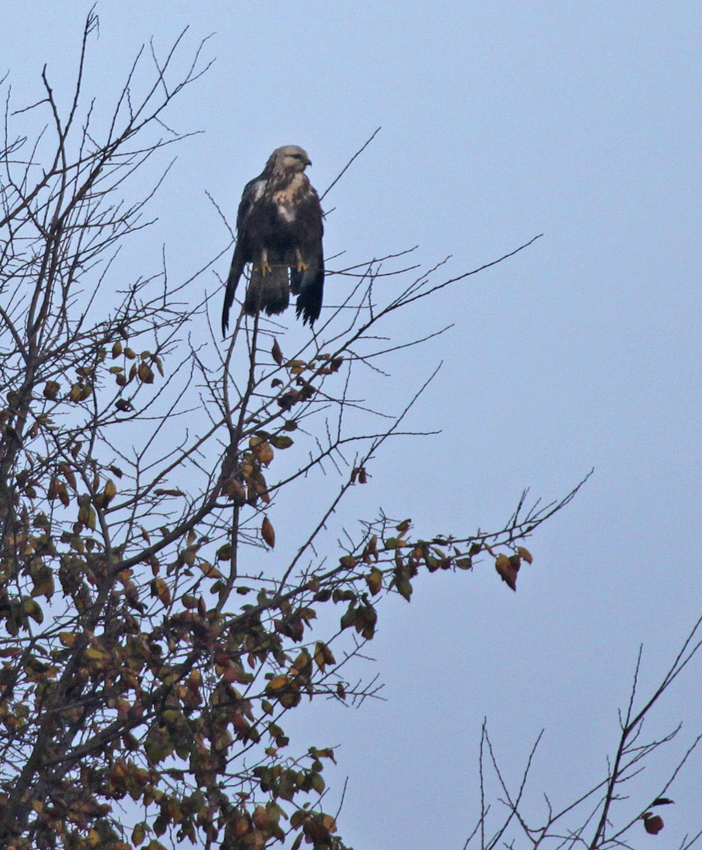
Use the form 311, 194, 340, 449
297, 260, 309, 272
261, 261, 272, 277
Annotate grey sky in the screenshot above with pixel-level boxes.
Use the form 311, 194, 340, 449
3, 2, 702, 847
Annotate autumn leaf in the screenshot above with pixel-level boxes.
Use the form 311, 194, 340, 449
643, 812, 664, 835
395, 518, 412, 535
197, 561, 223, 579
137, 362, 154, 383
43, 380, 60, 400
262, 516, 275, 548
78, 501, 97, 530
495, 553, 519, 591
255, 441, 274, 466
23, 598, 44, 624
102, 479, 117, 505
272, 338, 284, 365
393, 576, 412, 601
314, 641, 335, 672
151, 578, 171, 607
517, 546, 534, 564
365, 568, 383, 596
132, 822, 147, 845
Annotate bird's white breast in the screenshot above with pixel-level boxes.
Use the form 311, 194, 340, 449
276, 204, 297, 223
272, 172, 306, 217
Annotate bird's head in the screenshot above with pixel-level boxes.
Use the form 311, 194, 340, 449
267, 145, 312, 174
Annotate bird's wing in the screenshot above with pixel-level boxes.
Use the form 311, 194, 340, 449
290, 186, 325, 326
221, 176, 266, 336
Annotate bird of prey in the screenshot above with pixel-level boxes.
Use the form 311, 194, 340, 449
221, 145, 325, 335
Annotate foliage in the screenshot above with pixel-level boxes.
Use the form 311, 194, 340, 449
0, 15, 582, 850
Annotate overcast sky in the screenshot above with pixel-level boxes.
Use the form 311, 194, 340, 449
4, 2, 702, 847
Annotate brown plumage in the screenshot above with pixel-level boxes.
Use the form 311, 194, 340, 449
221, 145, 325, 335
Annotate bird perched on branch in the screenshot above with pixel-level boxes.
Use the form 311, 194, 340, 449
221, 145, 325, 335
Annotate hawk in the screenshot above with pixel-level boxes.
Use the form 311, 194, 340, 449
221, 145, 325, 334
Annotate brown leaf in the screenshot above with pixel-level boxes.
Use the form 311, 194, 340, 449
137, 362, 154, 384
254, 441, 274, 467
643, 813, 664, 835
495, 553, 519, 591
151, 578, 171, 607
43, 381, 60, 400
266, 674, 289, 692
277, 389, 300, 410
272, 339, 284, 366
517, 546, 533, 564
261, 516, 275, 548
197, 561, 223, 579
365, 568, 383, 596
103, 479, 117, 505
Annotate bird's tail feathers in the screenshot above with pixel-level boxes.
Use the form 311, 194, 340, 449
292, 263, 324, 326
245, 265, 290, 316
221, 258, 242, 336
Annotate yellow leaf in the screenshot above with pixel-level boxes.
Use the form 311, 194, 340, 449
84, 646, 106, 660
138, 362, 154, 384
151, 578, 171, 607
255, 442, 274, 466
365, 568, 383, 596
197, 561, 223, 579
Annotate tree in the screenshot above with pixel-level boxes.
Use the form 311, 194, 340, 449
0, 15, 594, 850
466, 620, 702, 850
